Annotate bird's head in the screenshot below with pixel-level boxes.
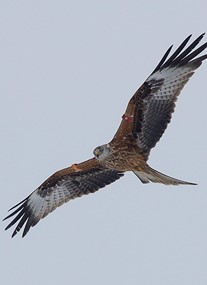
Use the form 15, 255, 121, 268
93, 144, 111, 162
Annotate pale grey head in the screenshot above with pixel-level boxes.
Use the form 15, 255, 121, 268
93, 144, 111, 162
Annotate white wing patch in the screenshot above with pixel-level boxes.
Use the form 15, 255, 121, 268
147, 65, 194, 99
4, 167, 124, 237
135, 60, 203, 158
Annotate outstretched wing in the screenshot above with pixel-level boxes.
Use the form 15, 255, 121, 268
113, 34, 207, 159
3, 158, 124, 238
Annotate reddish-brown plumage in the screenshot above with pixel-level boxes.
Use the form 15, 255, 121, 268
4, 34, 206, 237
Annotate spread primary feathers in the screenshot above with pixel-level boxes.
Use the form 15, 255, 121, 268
4, 34, 207, 237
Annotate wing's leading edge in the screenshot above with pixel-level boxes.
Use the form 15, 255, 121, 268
113, 34, 207, 159
4, 158, 124, 237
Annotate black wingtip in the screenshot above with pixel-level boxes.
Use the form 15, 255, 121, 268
151, 45, 173, 74
198, 32, 205, 39
5, 224, 23, 238
151, 33, 207, 73
11, 230, 18, 238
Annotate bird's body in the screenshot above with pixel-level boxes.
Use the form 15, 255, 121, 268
93, 44, 206, 184
4, 34, 207, 237
94, 140, 145, 171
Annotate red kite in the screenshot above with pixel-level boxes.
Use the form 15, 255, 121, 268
4, 34, 207, 237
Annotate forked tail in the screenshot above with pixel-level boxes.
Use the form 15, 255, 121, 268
133, 165, 197, 185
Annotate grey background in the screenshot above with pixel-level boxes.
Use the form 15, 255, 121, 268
1, 1, 207, 284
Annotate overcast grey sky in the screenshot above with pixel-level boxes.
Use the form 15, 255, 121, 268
1, 1, 207, 284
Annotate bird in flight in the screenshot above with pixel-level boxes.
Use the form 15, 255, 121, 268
4, 34, 207, 238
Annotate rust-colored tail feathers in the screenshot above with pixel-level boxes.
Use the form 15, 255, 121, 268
133, 165, 196, 185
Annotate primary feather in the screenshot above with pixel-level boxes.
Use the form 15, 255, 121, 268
4, 34, 206, 238
132, 34, 207, 158
4, 159, 123, 237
